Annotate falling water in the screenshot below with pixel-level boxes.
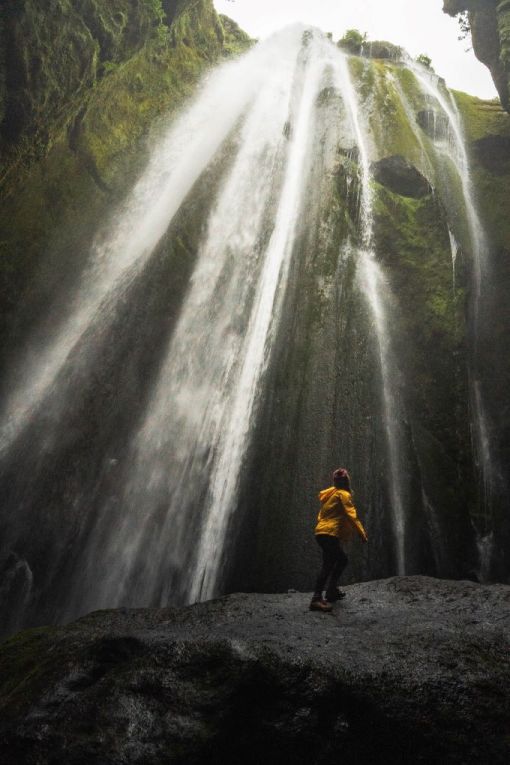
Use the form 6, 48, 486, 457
410, 65, 488, 299
0, 32, 292, 454
410, 64, 494, 576
60, 28, 336, 613
189, 54, 325, 600
448, 228, 459, 291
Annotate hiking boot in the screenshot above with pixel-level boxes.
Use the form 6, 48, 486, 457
309, 597, 333, 613
325, 587, 346, 602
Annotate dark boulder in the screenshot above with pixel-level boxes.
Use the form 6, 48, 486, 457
371, 155, 432, 198
1, 577, 509, 764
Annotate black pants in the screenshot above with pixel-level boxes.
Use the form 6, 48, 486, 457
313, 534, 348, 596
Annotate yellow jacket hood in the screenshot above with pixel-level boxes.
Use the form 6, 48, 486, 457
318, 486, 338, 504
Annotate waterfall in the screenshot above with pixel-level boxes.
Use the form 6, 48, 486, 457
0, 30, 305, 456
40, 27, 353, 618
0, 25, 501, 632
189, 54, 325, 601
73, 29, 328, 609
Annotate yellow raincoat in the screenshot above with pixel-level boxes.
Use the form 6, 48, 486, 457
315, 486, 368, 542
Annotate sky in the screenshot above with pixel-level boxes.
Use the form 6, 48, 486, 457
214, 0, 497, 100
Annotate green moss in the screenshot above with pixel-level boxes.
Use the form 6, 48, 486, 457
0, 2, 247, 177
372, 183, 466, 453
0, 0, 169, 154
453, 89, 510, 141
219, 14, 255, 56
344, 59, 431, 168
349, 56, 375, 102
370, 62, 424, 163
77, 5, 253, 189
497, 0, 510, 68
454, 89, 510, 249
0, 0, 252, 359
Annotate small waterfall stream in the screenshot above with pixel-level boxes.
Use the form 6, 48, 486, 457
410, 65, 488, 299
410, 64, 495, 577
448, 228, 459, 292
335, 55, 407, 575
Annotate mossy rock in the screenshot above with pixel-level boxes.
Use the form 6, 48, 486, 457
454, 89, 510, 249
364, 40, 403, 60
0, 1, 252, 364
371, 155, 432, 198
0, 0, 166, 148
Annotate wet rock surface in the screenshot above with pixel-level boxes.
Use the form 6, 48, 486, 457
417, 109, 450, 140
362, 40, 403, 60
371, 155, 432, 198
1, 576, 509, 764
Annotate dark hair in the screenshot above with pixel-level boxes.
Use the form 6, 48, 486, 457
333, 468, 351, 492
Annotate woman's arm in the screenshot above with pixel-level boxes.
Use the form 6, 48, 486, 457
339, 492, 368, 542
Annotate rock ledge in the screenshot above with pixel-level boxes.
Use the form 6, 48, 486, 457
1, 576, 509, 764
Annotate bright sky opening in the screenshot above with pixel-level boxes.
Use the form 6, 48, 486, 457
214, 0, 498, 100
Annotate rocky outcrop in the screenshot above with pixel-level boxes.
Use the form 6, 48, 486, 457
336, 37, 402, 61
0, 1, 250, 166
443, 0, 510, 111
362, 40, 403, 60
371, 156, 432, 198
1, 577, 509, 764
1, 0, 167, 145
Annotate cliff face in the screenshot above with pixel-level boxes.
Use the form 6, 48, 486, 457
0, 0, 251, 366
232, 65, 510, 596
0, 1, 249, 153
0, 8, 510, 636
1, 0, 167, 145
443, 0, 510, 111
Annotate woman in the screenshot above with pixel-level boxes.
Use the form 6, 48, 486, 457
310, 468, 368, 612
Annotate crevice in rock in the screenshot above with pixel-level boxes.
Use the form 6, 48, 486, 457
68, 104, 112, 194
